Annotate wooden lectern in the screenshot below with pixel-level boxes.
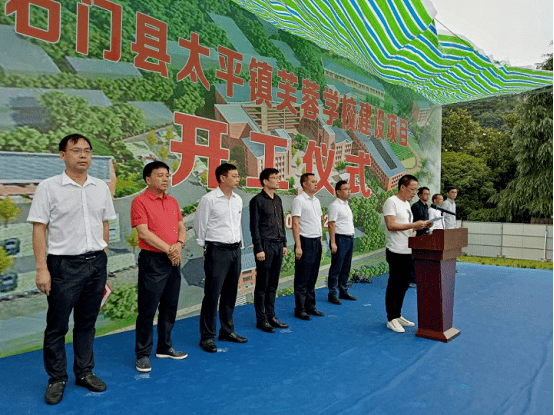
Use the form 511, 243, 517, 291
408, 228, 468, 342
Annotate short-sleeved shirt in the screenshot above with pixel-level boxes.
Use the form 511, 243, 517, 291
131, 189, 183, 252
292, 192, 322, 238
27, 172, 116, 255
441, 199, 457, 229
428, 207, 444, 231
383, 195, 412, 255
194, 186, 243, 247
327, 198, 355, 236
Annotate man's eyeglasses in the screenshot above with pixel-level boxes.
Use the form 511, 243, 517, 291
67, 148, 92, 155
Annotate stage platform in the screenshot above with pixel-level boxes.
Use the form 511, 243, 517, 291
0, 263, 552, 415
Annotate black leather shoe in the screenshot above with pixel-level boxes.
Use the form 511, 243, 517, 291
200, 338, 217, 353
44, 381, 65, 405
256, 321, 275, 333
339, 292, 358, 301
75, 372, 106, 392
269, 316, 289, 328
307, 308, 325, 316
218, 332, 248, 343
294, 311, 311, 320
328, 295, 342, 305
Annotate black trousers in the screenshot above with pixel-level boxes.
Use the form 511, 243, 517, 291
44, 251, 107, 383
385, 249, 412, 321
135, 250, 181, 359
200, 242, 241, 339
254, 241, 283, 323
327, 234, 354, 297
294, 236, 322, 313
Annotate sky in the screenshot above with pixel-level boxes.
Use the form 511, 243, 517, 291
429, 0, 553, 68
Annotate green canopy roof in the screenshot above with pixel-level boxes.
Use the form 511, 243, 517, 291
232, 0, 552, 104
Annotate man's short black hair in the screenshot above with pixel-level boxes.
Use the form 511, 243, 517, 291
259, 168, 279, 187
300, 173, 315, 188
59, 134, 92, 152
447, 186, 458, 193
215, 163, 237, 183
432, 193, 443, 203
143, 161, 170, 182
335, 180, 348, 193
418, 186, 430, 196
398, 174, 418, 190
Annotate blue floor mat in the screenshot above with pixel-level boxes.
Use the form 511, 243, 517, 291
0, 263, 552, 415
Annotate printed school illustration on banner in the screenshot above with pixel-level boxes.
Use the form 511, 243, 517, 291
0, 0, 441, 357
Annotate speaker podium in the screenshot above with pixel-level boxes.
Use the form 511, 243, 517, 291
408, 228, 468, 342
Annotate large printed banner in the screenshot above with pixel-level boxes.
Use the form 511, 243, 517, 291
0, 0, 441, 357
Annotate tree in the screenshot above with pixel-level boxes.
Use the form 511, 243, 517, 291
159, 145, 170, 161
0, 196, 20, 227
172, 158, 180, 173
490, 54, 553, 221
441, 152, 496, 220
165, 127, 175, 145
0, 248, 14, 274
441, 108, 483, 153
146, 130, 157, 146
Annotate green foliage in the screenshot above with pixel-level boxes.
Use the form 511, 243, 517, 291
489, 56, 553, 221
0, 196, 20, 227
281, 249, 295, 273
458, 255, 552, 269
159, 144, 170, 160
0, 248, 14, 274
101, 284, 139, 320
444, 95, 520, 132
182, 202, 199, 216
115, 174, 144, 198
441, 152, 496, 220
349, 195, 385, 252
286, 176, 295, 188
126, 228, 139, 254
146, 130, 158, 146
0, 127, 53, 153
292, 133, 308, 151
200, 22, 233, 50
230, 146, 246, 176
170, 78, 205, 114
351, 262, 389, 279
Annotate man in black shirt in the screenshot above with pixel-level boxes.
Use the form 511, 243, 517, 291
249, 168, 289, 333
411, 187, 430, 237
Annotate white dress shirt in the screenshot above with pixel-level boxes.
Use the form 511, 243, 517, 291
27, 172, 116, 255
428, 207, 444, 231
441, 199, 457, 229
194, 186, 243, 246
327, 198, 355, 236
292, 192, 322, 238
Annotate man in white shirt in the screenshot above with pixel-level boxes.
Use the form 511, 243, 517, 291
327, 180, 357, 305
194, 163, 247, 353
429, 194, 445, 231
27, 134, 116, 405
383, 174, 431, 333
441, 187, 458, 229
292, 173, 324, 320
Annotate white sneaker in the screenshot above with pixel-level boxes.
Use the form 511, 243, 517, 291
397, 316, 415, 327
386, 319, 405, 333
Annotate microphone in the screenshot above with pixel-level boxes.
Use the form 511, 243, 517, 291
430, 204, 456, 217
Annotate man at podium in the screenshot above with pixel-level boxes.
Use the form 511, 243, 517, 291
382, 175, 432, 333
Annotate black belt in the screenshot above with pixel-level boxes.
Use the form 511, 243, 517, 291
50, 250, 104, 260
140, 249, 167, 256
300, 235, 321, 240
336, 234, 354, 239
206, 241, 241, 249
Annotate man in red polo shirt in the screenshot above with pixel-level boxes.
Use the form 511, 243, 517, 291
131, 161, 188, 372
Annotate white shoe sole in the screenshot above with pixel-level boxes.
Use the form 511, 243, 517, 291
386, 321, 405, 333
155, 353, 188, 360
397, 317, 415, 327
